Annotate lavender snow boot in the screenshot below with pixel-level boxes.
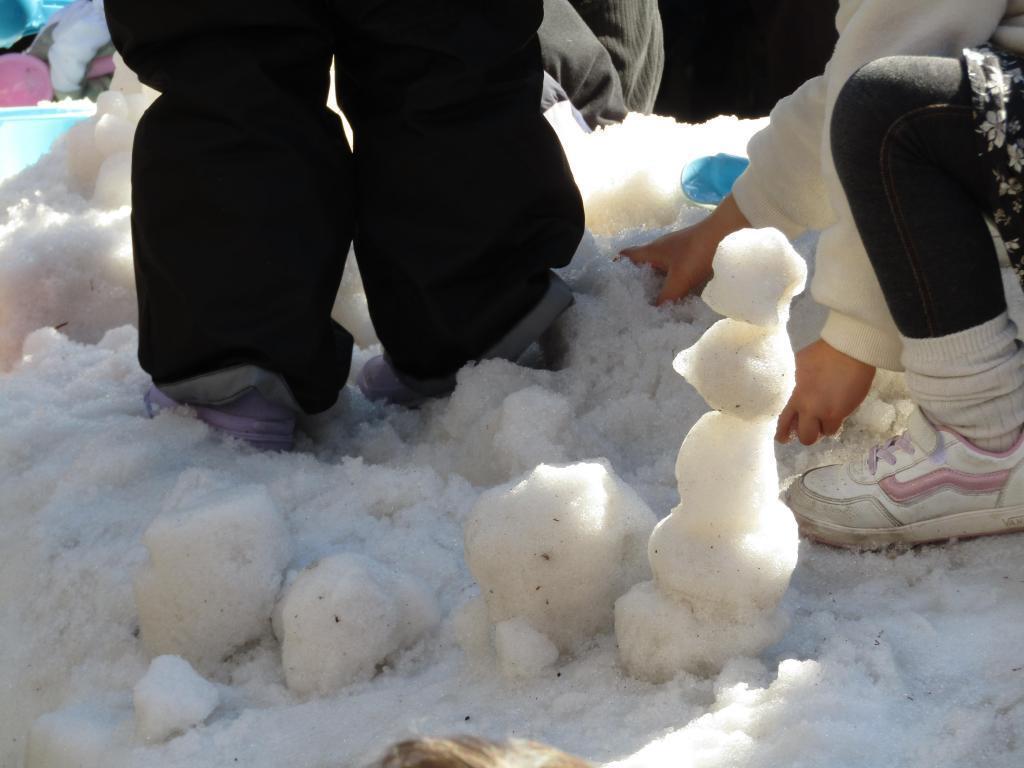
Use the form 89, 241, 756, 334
144, 385, 296, 451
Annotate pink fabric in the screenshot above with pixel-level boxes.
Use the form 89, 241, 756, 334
85, 55, 115, 80
0, 53, 53, 107
880, 469, 1010, 503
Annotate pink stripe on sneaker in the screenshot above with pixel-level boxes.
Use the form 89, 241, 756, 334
880, 469, 1010, 503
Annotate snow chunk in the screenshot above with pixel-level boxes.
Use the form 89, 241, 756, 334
133, 655, 219, 743
278, 553, 439, 696
673, 319, 795, 420
702, 229, 807, 326
134, 485, 292, 673
615, 581, 787, 682
27, 702, 133, 768
464, 461, 656, 654
494, 618, 559, 679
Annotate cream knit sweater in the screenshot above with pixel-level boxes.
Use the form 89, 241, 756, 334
730, 0, 1024, 370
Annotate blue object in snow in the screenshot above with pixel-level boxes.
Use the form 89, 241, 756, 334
680, 153, 750, 207
0, 102, 94, 180
0, 0, 75, 49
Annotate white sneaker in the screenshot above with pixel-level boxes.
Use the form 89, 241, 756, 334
785, 408, 1024, 548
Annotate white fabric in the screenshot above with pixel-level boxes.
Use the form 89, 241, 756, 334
901, 312, 1024, 450
46, 0, 110, 94
730, 0, 1024, 371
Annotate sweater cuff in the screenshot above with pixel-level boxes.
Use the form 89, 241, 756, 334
730, 168, 806, 241
820, 311, 904, 372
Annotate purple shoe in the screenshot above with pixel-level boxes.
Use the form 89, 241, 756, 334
144, 385, 296, 451
355, 356, 441, 408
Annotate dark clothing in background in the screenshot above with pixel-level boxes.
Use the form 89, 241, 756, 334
104, 0, 584, 414
569, 0, 664, 114
539, 0, 664, 128
540, 0, 627, 127
656, 0, 839, 122
831, 56, 1006, 339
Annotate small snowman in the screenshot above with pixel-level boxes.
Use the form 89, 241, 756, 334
615, 228, 807, 682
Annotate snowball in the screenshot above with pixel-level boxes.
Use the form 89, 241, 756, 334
95, 90, 131, 121
671, 413, 781, 534
63, 120, 105, 195
134, 485, 292, 673
93, 113, 136, 158
133, 656, 219, 744
673, 319, 795, 420
615, 581, 788, 683
92, 152, 132, 209
464, 461, 656, 653
277, 553, 439, 696
27, 702, 133, 768
494, 618, 559, 679
647, 497, 798, 616
701, 228, 807, 327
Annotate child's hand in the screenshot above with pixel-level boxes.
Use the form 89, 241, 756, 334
620, 194, 750, 305
776, 339, 876, 445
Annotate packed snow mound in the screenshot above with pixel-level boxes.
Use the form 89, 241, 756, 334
673, 319, 795, 420
464, 461, 656, 656
494, 618, 560, 679
277, 553, 440, 695
134, 484, 292, 673
132, 656, 219, 744
702, 228, 807, 326
27, 701, 133, 768
615, 581, 788, 682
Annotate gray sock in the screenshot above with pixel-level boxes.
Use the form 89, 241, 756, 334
901, 312, 1024, 451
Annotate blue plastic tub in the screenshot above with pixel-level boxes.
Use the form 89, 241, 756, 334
680, 153, 750, 208
0, 102, 94, 180
0, 0, 76, 48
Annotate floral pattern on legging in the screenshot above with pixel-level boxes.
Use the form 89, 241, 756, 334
965, 44, 1024, 283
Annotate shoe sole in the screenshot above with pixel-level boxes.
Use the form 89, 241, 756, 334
792, 505, 1024, 550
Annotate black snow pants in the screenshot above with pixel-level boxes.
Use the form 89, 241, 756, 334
104, 0, 585, 414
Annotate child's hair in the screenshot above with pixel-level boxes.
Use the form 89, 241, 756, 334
370, 736, 592, 768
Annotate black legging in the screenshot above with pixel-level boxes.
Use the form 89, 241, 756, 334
831, 55, 1006, 339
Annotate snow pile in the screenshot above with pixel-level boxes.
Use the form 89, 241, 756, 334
6, 80, 1024, 768
275, 553, 439, 695
132, 656, 219, 744
463, 461, 655, 673
134, 485, 292, 672
616, 229, 806, 681
550, 113, 764, 236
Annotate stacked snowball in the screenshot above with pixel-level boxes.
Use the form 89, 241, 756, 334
461, 461, 656, 677
63, 53, 157, 208
615, 228, 806, 681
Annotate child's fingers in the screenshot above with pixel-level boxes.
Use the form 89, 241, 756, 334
620, 244, 668, 272
796, 414, 823, 446
775, 404, 797, 443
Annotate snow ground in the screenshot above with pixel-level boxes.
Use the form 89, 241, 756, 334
1, 111, 1023, 768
